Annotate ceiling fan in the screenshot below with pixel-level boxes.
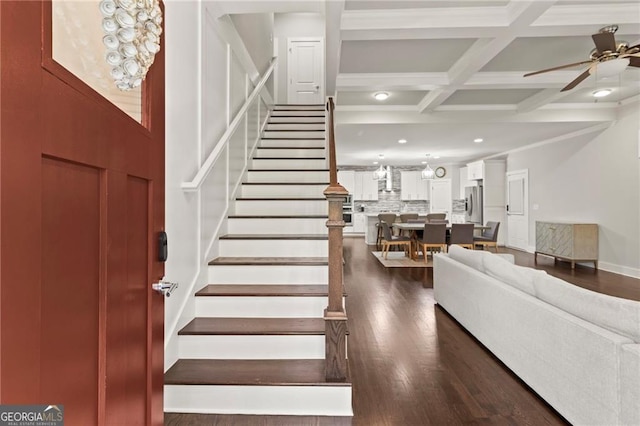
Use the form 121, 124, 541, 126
524, 25, 640, 92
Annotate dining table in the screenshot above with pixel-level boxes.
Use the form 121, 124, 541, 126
391, 222, 490, 260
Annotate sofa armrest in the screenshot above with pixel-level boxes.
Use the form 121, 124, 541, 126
621, 344, 640, 425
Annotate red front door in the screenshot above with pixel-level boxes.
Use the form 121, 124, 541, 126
0, 1, 165, 425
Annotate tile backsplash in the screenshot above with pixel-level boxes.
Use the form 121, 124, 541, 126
340, 165, 466, 214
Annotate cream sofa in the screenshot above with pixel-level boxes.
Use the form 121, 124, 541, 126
433, 245, 640, 426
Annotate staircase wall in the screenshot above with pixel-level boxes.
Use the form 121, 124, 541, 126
164, 2, 274, 370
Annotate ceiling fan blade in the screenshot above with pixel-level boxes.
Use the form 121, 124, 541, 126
629, 56, 640, 67
560, 69, 592, 92
523, 60, 593, 77
592, 32, 617, 53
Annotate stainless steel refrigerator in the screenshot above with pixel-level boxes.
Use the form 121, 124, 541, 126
464, 185, 483, 224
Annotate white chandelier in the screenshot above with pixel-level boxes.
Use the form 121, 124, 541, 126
99, 0, 163, 91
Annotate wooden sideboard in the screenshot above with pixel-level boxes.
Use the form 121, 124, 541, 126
535, 222, 598, 270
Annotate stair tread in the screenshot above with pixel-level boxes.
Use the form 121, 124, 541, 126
165, 359, 350, 386
178, 317, 326, 335
267, 121, 326, 124
248, 169, 329, 172
220, 234, 328, 240
236, 197, 326, 201
253, 157, 326, 160
261, 137, 325, 140
209, 257, 328, 266
257, 147, 325, 150
228, 215, 328, 218
242, 182, 329, 185
196, 284, 331, 297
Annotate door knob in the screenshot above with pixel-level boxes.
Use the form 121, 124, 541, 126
152, 278, 178, 297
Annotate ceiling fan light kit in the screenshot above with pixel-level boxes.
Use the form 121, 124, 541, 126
523, 25, 640, 92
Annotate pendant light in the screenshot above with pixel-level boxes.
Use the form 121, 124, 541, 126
421, 154, 435, 180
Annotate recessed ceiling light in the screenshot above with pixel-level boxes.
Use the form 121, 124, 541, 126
421, 161, 427, 164
373, 161, 379, 165
474, 138, 484, 143
373, 92, 389, 101
433, 155, 440, 159
398, 139, 407, 144
592, 89, 612, 98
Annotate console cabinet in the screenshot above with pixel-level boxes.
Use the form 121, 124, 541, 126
535, 222, 598, 269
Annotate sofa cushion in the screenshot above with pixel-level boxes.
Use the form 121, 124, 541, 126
534, 273, 640, 343
483, 254, 545, 296
447, 245, 489, 272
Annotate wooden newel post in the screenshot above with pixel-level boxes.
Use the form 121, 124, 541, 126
324, 184, 348, 382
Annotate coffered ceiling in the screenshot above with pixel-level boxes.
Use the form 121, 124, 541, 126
333, 0, 640, 166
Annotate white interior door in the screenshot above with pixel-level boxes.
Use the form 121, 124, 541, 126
506, 170, 529, 251
430, 179, 452, 219
287, 38, 324, 104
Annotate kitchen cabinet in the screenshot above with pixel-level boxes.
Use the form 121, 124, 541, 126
354, 171, 379, 200
467, 161, 484, 180
400, 171, 429, 200
353, 213, 366, 233
535, 222, 598, 269
338, 170, 355, 194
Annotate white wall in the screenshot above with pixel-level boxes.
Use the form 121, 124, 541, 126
273, 13, 324, 103
164, 1, 273, 370
506, 104, 640, 278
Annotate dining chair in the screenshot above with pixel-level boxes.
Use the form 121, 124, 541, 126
381, 222, 412, 259
426, 213, 446, 222
376, 213, 398, 250
406, 218, 426, 240
474, 221, 500, 252
419, 223, 447, 263
449, 223, 475, 250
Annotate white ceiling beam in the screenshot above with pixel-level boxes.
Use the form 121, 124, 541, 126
334, 108, 616, 125
212, 1, 323, 16
517, 88, 572, 113
336, 72, 449, 91
532, 3, 640, 28
340, 6, 509, 31
418, 1, 557, 112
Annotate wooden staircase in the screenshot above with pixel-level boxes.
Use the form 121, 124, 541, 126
164, 105, 352, 416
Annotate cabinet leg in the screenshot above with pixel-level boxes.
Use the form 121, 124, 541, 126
534, 252, 537, 264
571, 261, 575, 270
594, 260, 598, 270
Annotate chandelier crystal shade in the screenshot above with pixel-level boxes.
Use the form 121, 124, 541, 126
373, 164, 388, 180
99, 0, 163, 91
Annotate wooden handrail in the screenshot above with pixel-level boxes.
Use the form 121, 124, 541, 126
181, 58, 278, 191
323, 97, 348, 382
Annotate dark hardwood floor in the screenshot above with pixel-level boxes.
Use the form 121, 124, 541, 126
166, 238, 639, 425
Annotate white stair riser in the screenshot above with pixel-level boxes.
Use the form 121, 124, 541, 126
208, 265, 328, 284
266, 123, 325, 131
269, 116, 325, 124
246, 171, 328, 183
178, 335, 325, 359
263, 131, 324, 139
252, 159, 327, 170
164, 385, 353, 416
241, 184, 327, 198
273, 105, 324, 111
260, 139, 325, 148
195, 296, 328, 317
235, 200, 327, 215
227, 218, 328, 235
271, 111, 325, 117
256, 148, 325, 158
219, 239, 328, 257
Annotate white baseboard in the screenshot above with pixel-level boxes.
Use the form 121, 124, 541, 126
597, 261, 640, 279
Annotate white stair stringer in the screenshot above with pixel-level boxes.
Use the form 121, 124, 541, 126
167, 104, 351, 417
165, 385, 352, 416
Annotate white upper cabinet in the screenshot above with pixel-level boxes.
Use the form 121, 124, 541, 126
354, 171, 379, 200
401, 171, 429, 200
467, 161, 484, 180
338, 170, 355, 194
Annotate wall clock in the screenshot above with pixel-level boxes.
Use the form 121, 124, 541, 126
435, 167, 446, 178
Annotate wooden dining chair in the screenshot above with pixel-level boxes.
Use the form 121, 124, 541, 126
449, 223, 475, 250
399, 213, 419, 237
381, 222, 412, 259
474, 221, 500, 252
419, 223, 447, 263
